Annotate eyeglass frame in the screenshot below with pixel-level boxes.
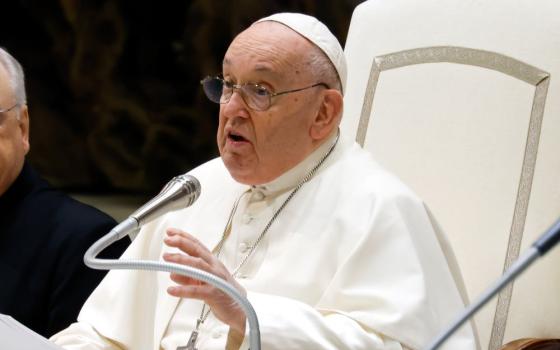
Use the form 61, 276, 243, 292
200, 76, 330, 111
0, 103, 21, 125
0, 103, 19, 114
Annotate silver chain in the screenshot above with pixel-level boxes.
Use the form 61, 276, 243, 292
232, 131, 339, 274
182, 130, 339, 348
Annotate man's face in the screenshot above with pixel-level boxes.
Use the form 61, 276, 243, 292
0, 63, 29, 196
217, 22, 324, 185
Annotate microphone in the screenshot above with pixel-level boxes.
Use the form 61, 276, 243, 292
130, 174, 201, 226
105, 174, 202, 241
85, 173, 201, 255
425, 217, 560, 350
533, 217, 560, 255
83, 173, 262, 349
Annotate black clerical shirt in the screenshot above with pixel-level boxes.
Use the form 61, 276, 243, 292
0, 162, 129, 337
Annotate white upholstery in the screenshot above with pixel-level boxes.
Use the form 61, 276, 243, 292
342, 1, 560, 349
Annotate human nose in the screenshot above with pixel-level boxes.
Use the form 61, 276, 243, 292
221, 86, 251, 117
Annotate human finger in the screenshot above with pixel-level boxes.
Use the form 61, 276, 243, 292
169, 272, 205, 286
162, 252, 212, 272
163, 228, 214, 263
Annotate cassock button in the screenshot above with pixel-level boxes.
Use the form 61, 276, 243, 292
239, 242, 251, 253
253, 190, 265, 201
242, 213, 253, 224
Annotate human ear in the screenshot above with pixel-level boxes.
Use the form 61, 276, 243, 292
18, 105, 30, 155
309, 89, 343, 141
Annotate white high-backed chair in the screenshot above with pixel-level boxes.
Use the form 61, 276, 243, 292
342, 1, 560, 349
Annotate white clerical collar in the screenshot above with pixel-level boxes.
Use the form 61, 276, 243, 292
250, 131, 339, 197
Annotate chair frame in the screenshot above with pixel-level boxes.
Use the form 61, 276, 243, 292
355, 46, 550, 349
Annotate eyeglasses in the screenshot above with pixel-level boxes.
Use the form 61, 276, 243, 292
200, 76, 329, 111
0, 103, 19, 114
0, 103, 19, 125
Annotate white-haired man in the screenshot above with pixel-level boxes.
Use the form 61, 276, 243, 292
52, 13, 476, 350
0, 47, 129, 338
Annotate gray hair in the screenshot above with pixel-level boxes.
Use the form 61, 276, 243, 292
305, 45, 342, 92
0, 47, 27, 106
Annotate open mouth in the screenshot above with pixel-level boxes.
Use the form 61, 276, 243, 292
228, 131, 248, 142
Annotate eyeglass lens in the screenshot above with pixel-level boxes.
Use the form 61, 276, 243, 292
202, 78, 270, 111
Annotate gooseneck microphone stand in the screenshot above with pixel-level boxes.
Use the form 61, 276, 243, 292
425, 217, 560, 350
83, 175, 261, 350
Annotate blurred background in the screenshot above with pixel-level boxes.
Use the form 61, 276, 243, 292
1, 0, 362, 203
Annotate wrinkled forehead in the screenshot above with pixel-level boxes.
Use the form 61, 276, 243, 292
223, 22, 314, 82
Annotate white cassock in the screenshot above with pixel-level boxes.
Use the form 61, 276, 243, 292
51, 132, 477, 350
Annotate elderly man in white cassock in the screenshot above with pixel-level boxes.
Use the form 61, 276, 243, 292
51, 12, 477, 350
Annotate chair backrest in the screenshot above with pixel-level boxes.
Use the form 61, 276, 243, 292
342, 1, 560, 349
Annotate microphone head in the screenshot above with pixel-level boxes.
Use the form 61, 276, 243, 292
169, 174, 201, 207
130, 174, 201, 225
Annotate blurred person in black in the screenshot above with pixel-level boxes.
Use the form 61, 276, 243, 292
0, 46, 130, 338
